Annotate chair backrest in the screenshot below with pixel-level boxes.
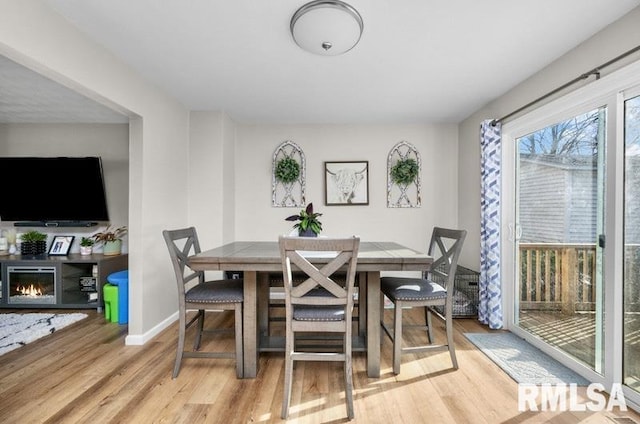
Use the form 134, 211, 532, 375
162, 227, 204, 298
427, 227, 467, 291
278, 236, 360, 309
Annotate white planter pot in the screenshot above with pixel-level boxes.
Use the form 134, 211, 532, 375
103, 240, 122, 256
80, 246, 93, 256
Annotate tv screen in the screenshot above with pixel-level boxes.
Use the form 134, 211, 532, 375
0, 157, 110, 225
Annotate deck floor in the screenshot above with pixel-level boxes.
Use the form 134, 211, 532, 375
519, 310, 597, 367
520, 310, 640, 390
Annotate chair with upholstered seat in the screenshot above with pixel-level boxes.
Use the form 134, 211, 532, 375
278, 235, 360, 420
163, 227, 244, 379
380, 227, 466, 374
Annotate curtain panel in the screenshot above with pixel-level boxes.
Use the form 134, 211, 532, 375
479, 120, 503, 329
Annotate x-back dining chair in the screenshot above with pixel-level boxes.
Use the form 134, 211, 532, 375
380, 227, 466, 374
163, 227, 244, 378
278, 235, 360, 420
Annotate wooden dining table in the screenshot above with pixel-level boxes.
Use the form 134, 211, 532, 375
189, 240, 432, 378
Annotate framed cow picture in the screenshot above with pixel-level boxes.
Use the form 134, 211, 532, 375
324, 161, 369, 206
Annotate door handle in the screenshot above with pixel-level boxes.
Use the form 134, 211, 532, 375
508, 223, 522, 242
599, 234, 605, 248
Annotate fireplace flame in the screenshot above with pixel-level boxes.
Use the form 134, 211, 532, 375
17, 284, 43, 297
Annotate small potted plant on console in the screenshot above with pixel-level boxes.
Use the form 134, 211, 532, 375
92, 225, 127, 256
20, 230, 48, 257
79, 237, 95, 255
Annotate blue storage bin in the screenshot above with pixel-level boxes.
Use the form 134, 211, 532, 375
107, 270, 129, 324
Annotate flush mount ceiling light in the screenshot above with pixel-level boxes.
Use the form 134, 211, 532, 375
290, 0, 364, 56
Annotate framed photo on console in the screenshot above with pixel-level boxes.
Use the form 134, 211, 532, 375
49, 235, 74, 256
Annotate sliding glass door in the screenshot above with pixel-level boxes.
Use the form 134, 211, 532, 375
502, 61, 640, 405
514, 108, 605, 373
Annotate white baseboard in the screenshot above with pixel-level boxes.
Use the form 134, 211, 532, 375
125, 311, 178, 345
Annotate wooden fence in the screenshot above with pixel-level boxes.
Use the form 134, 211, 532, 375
519, 243, 596, 313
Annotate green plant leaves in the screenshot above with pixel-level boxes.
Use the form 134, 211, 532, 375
390, 158, 419, 185
275, 157, 300, 183
20, 230, 47, 242
284, 202, 322, 235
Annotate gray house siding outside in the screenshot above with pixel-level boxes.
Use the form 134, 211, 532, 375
519, 156, 596, 244
568, 168, 597, 242
626, 156, 640, 245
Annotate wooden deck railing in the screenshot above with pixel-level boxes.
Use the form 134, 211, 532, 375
519, 243, 596, 313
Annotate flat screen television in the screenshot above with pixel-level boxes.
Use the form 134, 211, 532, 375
0, 156, 110, 227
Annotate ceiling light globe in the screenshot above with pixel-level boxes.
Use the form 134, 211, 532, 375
291, 1, 363, 56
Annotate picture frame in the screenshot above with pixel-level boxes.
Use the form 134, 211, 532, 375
48, 235, 74, 256
324, 161, 369, 206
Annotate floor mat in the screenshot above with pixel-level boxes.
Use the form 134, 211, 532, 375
464, 332, 590, 385
0, 313, 88, 356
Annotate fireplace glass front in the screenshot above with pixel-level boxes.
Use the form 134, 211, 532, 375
7, 266, 56, 305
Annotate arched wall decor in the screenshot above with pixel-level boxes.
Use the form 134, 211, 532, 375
272, 140, 306, 207
387, 141, 421, 208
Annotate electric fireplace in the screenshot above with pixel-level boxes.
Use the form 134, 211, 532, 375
7, 266, 56, 305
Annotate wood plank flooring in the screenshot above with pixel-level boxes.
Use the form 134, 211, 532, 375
1, 308, 639, 423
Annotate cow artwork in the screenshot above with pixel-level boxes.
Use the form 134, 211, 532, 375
325, 161, 369, 205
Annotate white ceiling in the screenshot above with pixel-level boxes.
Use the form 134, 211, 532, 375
2, 0, 639, 124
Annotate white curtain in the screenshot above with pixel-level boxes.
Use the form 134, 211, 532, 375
479, 120, 503, 329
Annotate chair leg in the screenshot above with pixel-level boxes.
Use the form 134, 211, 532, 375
234, 304, 244, 378
281, 327, 294, 419
393, 301, 403, 375
194, 310, 205, 350
344, 333, 354, 419
446, 310, 458, 369
425, 307, 433, 344
173, 313, 187, 379
344, 358, 354, 419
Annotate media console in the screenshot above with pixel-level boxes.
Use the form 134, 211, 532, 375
0, 253, 128, 310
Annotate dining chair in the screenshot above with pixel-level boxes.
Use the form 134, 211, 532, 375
163, 227, 244, 379
380, 227, 466, 374
278, 235, 360, 420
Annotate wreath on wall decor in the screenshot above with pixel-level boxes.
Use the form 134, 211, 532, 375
274, 157, 301, 183
390, 158, 419, 185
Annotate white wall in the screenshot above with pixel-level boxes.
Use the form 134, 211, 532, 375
187, 112, 237, 280
222, 113, 237, 245
0, 0, 191, 340
458, 6, 640, 269
234, 124, 459, 253
188, 112, 226, 252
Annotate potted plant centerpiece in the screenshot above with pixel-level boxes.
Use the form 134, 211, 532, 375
92, 225, 127, 256
20, 230, 47, 256
79, 236, 95, 255
285, 202, 322, 237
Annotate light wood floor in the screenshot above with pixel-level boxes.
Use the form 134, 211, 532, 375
1, 308, 639, 424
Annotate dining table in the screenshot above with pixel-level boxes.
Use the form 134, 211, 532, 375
189, 240, 432, 378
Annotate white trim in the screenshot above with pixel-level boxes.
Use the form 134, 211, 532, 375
501, 127, 516, 331
608, 90, 625, 387
505, 59, 640, 136
125, 311, 177, 346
